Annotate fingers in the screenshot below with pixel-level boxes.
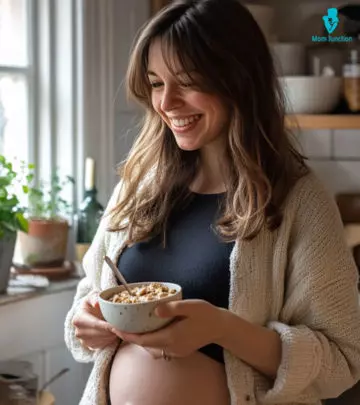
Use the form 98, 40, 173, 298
73, 311, 111, 332
74, 321, 114, 340
117, 328, 170, 348
82, 293, 103, 319
141, 347, 172, 360
74, 316, 118, 350
72, 292, 119, 350
79, 335, 118, 350
86, 291, 100, 309
142, 346, 162, 359
111, 328, 124, 339
76, 328, 118, 346
155, 299, 202, 318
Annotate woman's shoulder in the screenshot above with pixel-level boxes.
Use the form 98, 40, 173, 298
284, 168, 337, 215
109, 180, 124, 206
102, 180, 126, 221
280, 168, 345, 240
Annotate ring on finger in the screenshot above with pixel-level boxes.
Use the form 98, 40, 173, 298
162, 348, 172, 361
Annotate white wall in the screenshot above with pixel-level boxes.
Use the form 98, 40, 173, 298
297, 129, 360, 195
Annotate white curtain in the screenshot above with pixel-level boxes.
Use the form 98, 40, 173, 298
81, 0, 116, 205
34, 0, 116, 207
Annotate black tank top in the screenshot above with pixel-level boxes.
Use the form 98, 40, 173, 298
117, 192, 234, 363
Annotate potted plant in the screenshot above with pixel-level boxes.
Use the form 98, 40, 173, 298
13, 167, 75, 269
0, 155, 29, 293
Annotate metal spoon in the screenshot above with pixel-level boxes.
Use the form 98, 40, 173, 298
40, 368, 69, 392
104, 255, 135, 296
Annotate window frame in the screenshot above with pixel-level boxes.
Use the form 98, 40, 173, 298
0, 0, 35, 166
1, 0, 85, 220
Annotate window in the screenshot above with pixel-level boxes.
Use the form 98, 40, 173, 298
0, 0, 121, 210
0, 0, 32, 165
0, 0, 84, 212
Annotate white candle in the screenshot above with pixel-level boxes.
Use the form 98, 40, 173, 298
85, 157, 95, 191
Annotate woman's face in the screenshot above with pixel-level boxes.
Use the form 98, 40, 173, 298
147, 39, 230, 152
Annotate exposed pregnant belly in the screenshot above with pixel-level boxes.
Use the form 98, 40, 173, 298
109, 342, 231, 405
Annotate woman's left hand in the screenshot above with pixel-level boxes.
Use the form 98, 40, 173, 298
111, 299, 225, 359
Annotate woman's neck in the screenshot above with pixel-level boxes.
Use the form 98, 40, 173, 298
190, 147, 227, 194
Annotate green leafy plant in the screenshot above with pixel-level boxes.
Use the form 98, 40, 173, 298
0, 155, 28, 239
21, 165, 75, 220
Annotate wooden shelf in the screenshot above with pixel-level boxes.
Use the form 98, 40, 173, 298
286, 115, 360, 130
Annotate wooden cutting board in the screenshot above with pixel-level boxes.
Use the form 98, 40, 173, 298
38, 391, 55, 405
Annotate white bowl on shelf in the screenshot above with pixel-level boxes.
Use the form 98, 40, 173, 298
280, 76, 342, 114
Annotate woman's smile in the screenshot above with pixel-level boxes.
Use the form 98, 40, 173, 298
168, 114, 202, 134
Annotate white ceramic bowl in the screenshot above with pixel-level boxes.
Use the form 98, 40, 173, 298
99, 282, 182, 333
280, 76, 342, 114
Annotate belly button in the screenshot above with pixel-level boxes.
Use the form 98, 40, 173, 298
245, 394, 251, 402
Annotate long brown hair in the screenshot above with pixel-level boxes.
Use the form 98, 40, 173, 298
109, 0, 307, 245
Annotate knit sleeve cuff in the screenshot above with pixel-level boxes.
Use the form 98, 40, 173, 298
64, 279, 96, 363
260, 321, 323, 403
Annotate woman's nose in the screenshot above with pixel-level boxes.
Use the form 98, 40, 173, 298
160, 86, 182, 112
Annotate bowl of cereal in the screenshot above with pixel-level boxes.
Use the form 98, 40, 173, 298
98, 282, 182, 333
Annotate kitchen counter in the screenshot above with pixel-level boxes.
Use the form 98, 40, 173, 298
0, 263, 83, 307
0, 277, 81, 307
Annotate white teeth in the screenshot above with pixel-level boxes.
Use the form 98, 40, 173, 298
171, 115, 200, 128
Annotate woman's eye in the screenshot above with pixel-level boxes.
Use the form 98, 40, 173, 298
179, 82, 194, 88
150, 82, 163, 88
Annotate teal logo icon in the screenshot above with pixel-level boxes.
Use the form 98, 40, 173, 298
323, 8, 339, 34
312, 8, 352, 43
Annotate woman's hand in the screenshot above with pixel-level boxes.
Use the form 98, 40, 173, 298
111, 299, 225, 359
72, 292, 119, 350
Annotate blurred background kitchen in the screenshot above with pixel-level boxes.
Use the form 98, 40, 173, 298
1, 0, 360, 404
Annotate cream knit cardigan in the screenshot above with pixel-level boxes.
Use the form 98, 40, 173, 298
65, 171, 360, 405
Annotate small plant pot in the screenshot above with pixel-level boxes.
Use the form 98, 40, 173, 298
0, 233, 16, 294
13, 219, 69, 268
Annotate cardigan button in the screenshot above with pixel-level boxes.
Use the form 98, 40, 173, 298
245, 394, 251, 402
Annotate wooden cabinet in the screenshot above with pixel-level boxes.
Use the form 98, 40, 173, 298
151, 0, 171, 15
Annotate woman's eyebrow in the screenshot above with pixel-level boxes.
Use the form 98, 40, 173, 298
147, 70, 194, 77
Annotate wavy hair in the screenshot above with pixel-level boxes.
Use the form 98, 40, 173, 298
109, 0, 307, 245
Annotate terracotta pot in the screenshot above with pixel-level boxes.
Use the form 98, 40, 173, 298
13, 219, 69, 268
0, 233, 16, 293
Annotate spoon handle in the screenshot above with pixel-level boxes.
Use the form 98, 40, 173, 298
104, 255, 134, 296
41, 368, 70, 392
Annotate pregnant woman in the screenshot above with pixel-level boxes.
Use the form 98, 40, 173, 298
65, 0, 360, 404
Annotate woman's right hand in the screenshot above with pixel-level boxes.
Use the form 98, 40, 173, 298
72, 292, 119, 350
